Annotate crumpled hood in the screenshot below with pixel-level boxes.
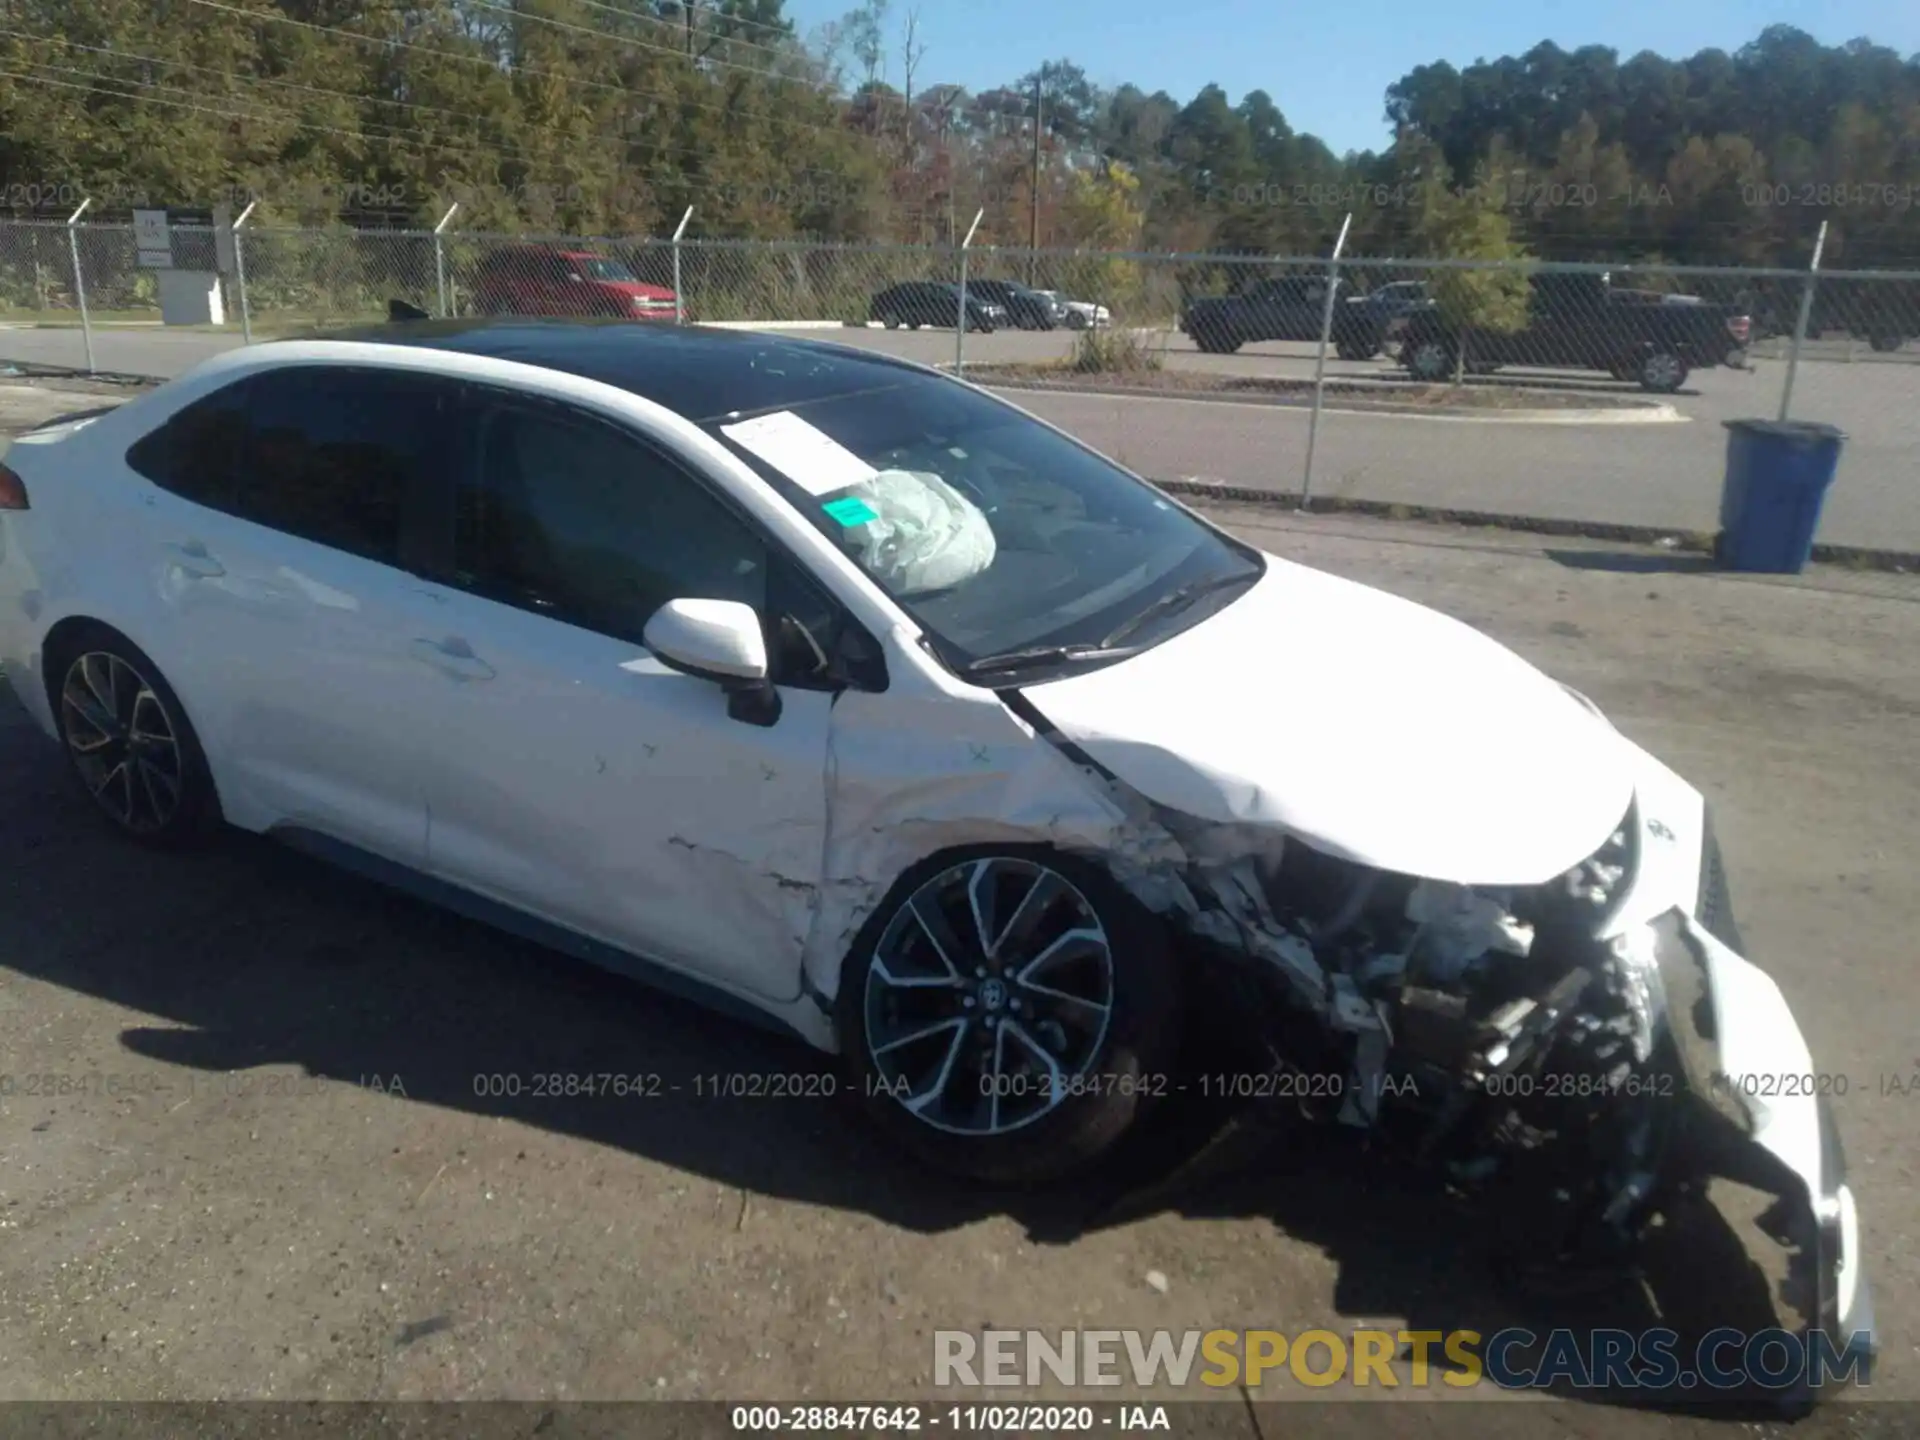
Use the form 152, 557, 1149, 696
1018, 553, 1638, 887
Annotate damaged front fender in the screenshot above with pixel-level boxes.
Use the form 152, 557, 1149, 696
797, 684, 1192, 1021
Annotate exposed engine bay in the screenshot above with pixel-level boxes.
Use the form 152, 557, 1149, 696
1149, 802, 1699, 1272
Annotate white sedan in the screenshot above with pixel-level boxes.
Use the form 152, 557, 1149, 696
1034, 290, 1110, 329
0, 317, 1873, 1384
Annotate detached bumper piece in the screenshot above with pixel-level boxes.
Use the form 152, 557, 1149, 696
1649, 909, 1878, 1395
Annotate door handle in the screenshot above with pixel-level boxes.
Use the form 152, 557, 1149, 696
164, 542, 225, 578
410, 637, 496, 682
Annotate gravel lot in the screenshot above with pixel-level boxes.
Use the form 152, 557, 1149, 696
3, 322, 1916, 552
1, 393, 1915, 1436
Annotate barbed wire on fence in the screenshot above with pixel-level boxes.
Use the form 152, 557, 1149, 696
3, 219, 1917, 409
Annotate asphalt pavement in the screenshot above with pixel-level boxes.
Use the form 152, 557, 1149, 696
2, 320, 1916, 551
0, 364, 1916, 1421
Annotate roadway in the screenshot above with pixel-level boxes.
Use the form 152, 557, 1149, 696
4, 320, 1914, 551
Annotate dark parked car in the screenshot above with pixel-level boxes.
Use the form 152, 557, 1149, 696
1395, 271, 1751, 392
472, 245, 680, 320
1739, 278, 1917, 352
959, 280, 1068, 330
1179, 275, 1384, 356
870, 281, 1006, 333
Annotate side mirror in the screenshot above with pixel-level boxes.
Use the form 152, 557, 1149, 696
643, 598, 782, 727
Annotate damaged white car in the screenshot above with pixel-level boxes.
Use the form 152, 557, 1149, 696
0, 317, 1873, 1383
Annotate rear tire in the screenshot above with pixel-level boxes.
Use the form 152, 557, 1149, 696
839, 847, 1182, 1189
1336, 336, 1382, 362
1404, 338, 1455, 382
1638, 348, 1689, 393
48, 626, 222, 849
1868, 332, 1903, 353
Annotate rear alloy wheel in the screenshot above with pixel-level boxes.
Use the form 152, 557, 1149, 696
842, 849, 1179, 1187
1638, 349, 1689, 393
54, 636, 220, 847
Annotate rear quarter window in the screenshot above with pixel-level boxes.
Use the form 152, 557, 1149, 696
124, 380, 251, 509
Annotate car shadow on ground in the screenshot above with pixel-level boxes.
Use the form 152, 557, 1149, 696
0, 721, 1817, 1419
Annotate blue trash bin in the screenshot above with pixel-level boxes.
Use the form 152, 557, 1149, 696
1716, 419, 1846, 574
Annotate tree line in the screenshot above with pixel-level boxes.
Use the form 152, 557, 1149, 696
1, 4, 1916, 267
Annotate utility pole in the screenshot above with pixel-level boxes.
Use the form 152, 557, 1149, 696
1029, 76, 1042, 285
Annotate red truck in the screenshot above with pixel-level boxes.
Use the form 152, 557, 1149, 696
471, 244, 682, 321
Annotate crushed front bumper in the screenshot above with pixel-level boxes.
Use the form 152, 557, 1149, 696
1647, 908, 1878, 1387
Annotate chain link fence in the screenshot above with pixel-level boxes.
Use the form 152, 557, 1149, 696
9, 217, 1918, 372
3, 217, 1917, 542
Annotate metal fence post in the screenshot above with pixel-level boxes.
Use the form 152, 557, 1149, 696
671, 206, 694, 324
956, 208, 984, 373
231, 201, 257, 343
65, 199, 96, 375
433, 203, 460, 318
1778, 219, 1827, 423
1300, 212, 1354, 512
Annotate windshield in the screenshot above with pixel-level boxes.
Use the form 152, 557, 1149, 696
709, 375, 1263, 674
582, 258, 638, 281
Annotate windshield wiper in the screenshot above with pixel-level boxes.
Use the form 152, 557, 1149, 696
958, 643, 1137, 680
1099, 570, 1256, 650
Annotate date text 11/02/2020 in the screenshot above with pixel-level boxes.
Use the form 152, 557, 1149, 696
731, 1406, 1171, 1432
460, 1071, 1410, 1103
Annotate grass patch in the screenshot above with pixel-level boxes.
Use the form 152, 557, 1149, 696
1065, 327, 1162, 374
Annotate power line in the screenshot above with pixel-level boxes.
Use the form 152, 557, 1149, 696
185, 0, 903, 139
0, 64, 879, 211
460, 0, 917, 120
467, 0, 808, 75
2, 30, 856, 187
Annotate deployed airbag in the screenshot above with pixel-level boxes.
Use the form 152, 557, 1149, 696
840, 468, 997, 595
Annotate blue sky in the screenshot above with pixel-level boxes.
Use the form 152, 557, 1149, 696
786, 0, 1920, 156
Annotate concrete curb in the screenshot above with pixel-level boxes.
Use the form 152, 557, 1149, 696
969, 376, 1683, 424
1153, 478, 1920, 573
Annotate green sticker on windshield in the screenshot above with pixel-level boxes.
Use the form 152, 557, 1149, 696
822, 495, 878, 526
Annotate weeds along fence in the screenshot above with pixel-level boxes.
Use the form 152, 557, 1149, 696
4, 215, 1918, 402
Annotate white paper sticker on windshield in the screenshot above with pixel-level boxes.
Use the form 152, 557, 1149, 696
719, 410, 877, 497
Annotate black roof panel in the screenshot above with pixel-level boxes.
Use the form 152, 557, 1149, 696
303, 316, 937, 423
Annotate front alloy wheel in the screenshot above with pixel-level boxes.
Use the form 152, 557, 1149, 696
865, 856, 1114, 1136
844, 849, 1179, 1186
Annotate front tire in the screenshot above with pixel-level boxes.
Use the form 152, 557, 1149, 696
839, 848, 1181, 1188
1868, 332, 1903, 353
50, 628, 222, 848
